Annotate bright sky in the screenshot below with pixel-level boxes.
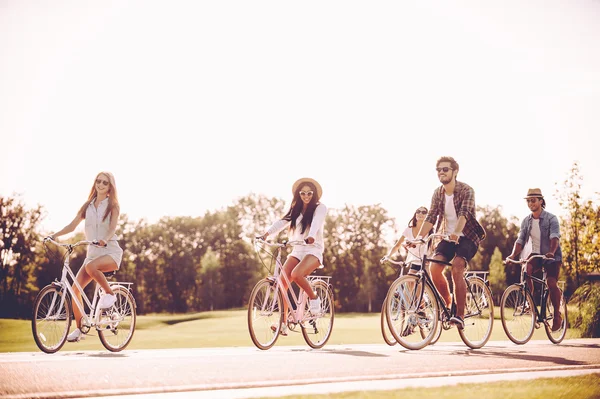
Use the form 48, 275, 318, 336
1, 1, 599, 236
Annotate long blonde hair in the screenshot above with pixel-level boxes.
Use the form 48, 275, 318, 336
78, 172, 119, 221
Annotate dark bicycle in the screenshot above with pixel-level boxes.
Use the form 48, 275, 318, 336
385, 234, 494, 350
501, 255, 567, 344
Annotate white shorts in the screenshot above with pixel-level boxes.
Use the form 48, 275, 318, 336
289, 247, 323, 266
83, 240, 123, 269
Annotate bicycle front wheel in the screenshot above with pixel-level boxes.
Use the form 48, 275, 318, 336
98, 287, 137, 352
380, 295, 396, 346
500, 284, 535, 344
386, 275, 439, 350
544, 289, 567, 344
302, 280, 335, 349
32, 285, 72, 354
247, 279, 283, 350
458, 277, 494, 349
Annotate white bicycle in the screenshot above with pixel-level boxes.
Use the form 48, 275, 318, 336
32, 237, 136, 353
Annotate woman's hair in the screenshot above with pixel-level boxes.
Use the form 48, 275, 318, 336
282, 182, 319, 234
78, 172, 119, 222
408, 207, 433, 235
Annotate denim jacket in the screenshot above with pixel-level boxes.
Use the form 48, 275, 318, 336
516, 209, 562, 262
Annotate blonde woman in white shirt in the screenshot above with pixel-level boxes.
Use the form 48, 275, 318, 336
382, 206, 433, 275
48, 171, 124, 342
258, 177, 327, 335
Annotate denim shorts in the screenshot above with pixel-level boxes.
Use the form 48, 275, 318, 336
434, 236, 478, 262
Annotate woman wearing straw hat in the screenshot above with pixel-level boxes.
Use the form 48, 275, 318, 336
258, 177, 327, 335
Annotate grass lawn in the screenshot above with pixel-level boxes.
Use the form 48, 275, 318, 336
1, 308, 581, 352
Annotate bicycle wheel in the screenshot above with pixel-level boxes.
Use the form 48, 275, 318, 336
380, 295, 396, 346
500, 284, 535, 344
32, 285, 72, 354
544, 289, 568, 344
458, 277, 494, 349
386, 275, 439, 350
248, 279, 284, 350
302, 280, 335, 349
98, 287, 137, 352
429, 310, 443, 345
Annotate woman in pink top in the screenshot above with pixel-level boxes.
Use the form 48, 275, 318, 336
48, 172, 123, 342
258, 177, 327, 335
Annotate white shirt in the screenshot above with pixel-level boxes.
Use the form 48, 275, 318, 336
84, 197, 117, 242
530, 218, 541, 253
266, 203, 327, 252
444, 194, 463, 237
401, 227, 428, 264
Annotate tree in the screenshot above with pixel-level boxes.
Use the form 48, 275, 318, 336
0, 195, 44, 317
487, 247, 506, 305
198, 249, 224, 311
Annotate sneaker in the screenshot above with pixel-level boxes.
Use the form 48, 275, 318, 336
98, 293, 117, 309
551, 313, 563, 332
309, 297, 321, 314
517, 303, 531, 315
270, 323, 288, 336
449, 316, 465, 330
67, 328, 84, 342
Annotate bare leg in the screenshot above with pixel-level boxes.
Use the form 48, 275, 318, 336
72, 268, 93, 329
430, 255, 451, 308
280, 257, 300, 320
290, 255, 321, 300
451, 257, 467, 319
548, 275, 563, 329
84, 256, 117, 295
526, 262, 535, 296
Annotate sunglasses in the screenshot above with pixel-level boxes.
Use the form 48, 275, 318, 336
436, 167, 453, 173
299, 191, 314, 197
526, 198, 539, 203
416, 210, 428, 214
96, 179, 109, 187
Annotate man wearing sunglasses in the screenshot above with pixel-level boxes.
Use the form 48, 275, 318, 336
412, 156, 486, 329
506, 188, 563, 331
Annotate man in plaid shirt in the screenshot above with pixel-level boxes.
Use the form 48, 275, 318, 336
414, 156, 486, 329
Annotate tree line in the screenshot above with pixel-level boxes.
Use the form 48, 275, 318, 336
1, 163, 598, 319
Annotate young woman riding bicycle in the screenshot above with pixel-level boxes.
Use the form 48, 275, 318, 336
258, 177, 327, 336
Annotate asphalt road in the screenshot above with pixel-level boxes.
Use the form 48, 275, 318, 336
1, 339, 599, 399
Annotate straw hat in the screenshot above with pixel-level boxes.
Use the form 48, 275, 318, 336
524, 188, 544, 199
292, 177, 323, 199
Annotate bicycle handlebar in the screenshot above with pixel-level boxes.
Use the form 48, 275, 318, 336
43, 237, 106, 248
254, 237, 314, 248
503, 254, 553, 265
405, 233, 455, 246
380, 256, 405, 266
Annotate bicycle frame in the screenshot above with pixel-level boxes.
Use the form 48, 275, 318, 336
516, 263, 551, 323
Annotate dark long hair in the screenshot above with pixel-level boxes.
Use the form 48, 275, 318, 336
407, 207, 433, 236
282, 182, 319, 234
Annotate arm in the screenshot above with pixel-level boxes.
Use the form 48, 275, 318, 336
259, 219, 290, 240
50, 212, 84, 239
99, 205, 120, 246
386, 236, 406, 258
508, 218, 528, 260
547, 214, 561, 258
449, 216, 467, 243
306, 204, 327, 243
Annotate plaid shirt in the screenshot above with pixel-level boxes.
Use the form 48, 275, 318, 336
425, 180, 486, 246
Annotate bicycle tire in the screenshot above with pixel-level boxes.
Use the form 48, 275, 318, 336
429, 311, 443, 345
98, 287, 137, 352
380, 294, 397, 346
386, 275, 439, 350
500, 284, 535, 345
458, 277, 494, 349
302, 280, 335, 349
32, 285, 72, 354
247, 279, 284, 350
544, 289, 568, 344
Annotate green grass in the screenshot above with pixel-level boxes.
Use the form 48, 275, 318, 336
271, 374, 600, 399
1, 309, 581, 352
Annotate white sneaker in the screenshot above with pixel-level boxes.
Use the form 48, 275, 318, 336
309, 297, 321, 314
270, 323, 288, 336
67, 328, 84, 342
98, 293, 117, 309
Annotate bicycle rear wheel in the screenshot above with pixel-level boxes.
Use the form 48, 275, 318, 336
32, 285, 72, 354
248, 279, 283, 350
458, 277, 494, 349
429, 310, 443, 345
386, 275, 439, 350
98, 287, 137, 352
380, 295, 396, 346
544, 289, 567, 344
500, 284, 535, 344
302, 280, 335, 349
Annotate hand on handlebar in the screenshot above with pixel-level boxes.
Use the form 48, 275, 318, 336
304, 237, 315, 244
380, 255, 389, 264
